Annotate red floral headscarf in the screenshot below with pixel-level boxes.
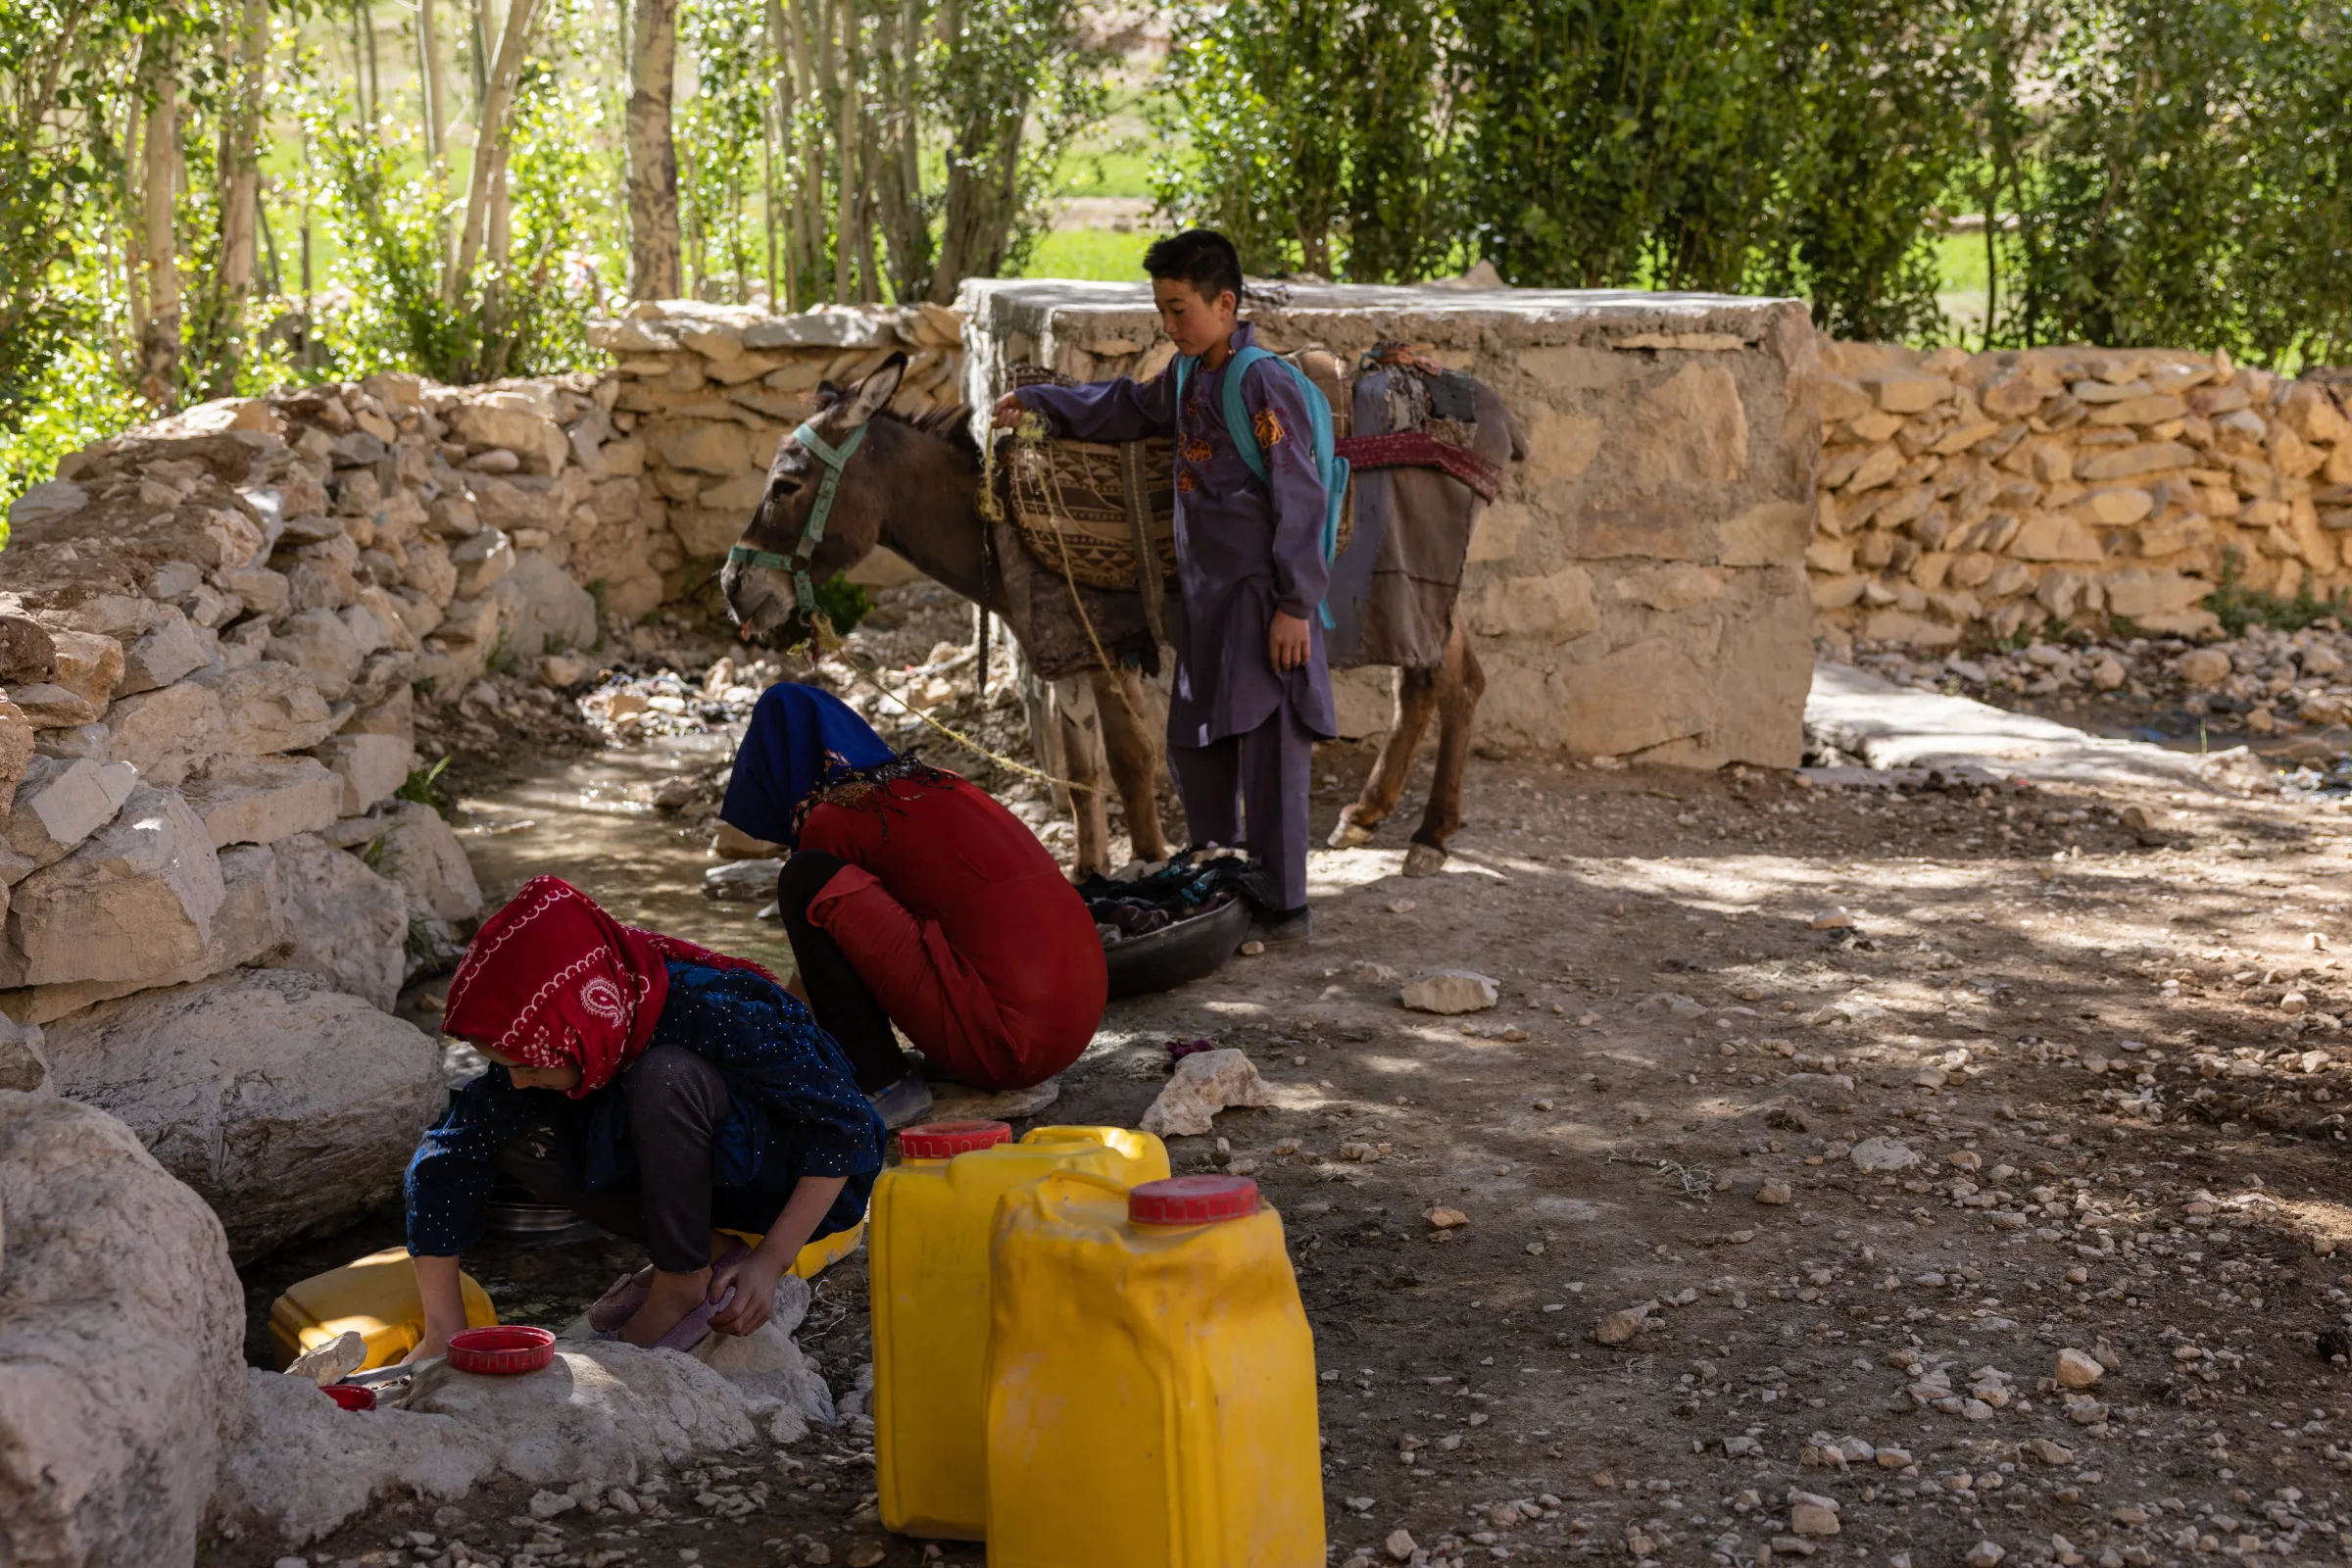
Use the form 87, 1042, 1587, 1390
442, 876, 782, 1097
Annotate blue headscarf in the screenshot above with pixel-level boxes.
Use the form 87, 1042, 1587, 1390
721, 682, 897, 849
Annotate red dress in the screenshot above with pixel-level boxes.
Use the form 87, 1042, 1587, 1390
798, 776, 1107, 1091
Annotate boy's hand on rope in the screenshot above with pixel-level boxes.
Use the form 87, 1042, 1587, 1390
991, 392, 1027, 429
1268, 610, 1311, 672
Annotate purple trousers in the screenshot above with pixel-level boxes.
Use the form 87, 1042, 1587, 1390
1168, 702, 1315, 913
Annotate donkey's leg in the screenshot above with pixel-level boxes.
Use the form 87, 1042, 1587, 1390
1093, 665, 1170, 863
1054, 674, 1114, 879
1328, 664, 1441, 849
1403, 622, 1485, 878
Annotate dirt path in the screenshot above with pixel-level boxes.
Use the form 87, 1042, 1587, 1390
228, 644, 2352, 1568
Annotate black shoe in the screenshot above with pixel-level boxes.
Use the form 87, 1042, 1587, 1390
866, 1071, 935, 1130
1248, 906, 1312, 945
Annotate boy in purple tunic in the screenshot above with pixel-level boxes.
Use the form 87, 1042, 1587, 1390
990, 229, 1333, 942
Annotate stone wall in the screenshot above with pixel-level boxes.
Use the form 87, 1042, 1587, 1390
961, 280, 1823, 766
1808, 340, 2352, 650
587, 299, 968, 596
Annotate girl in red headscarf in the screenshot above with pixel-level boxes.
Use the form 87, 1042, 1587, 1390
402, 877, 883, 1356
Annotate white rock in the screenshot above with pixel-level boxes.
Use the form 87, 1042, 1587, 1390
2056, 1348, 2104, 1388
270, 833, 409, 1009
1810, 906, 1855, 930
2177, 648, 2231, 686
208, 1366, 491, 1548
115, 606, 213, 697
45, 968, 441, 1258
1399, 969, 1500, 1014
0, 841, 286, 1025
451, 528, 516, 598
1848, 1136, 1919, 1173
704, 858, 784, 902
0, 785, 225, 989
192, 661, 337, 755
0, 1014, 46, 1090
306, 732, 414, 816
1139, 1047, 1273, 1137
268, 609, 364, 702
0, 1091, 245, 1568
1385, 1530, 1419, 1562
179, 755, 345, 848
1788, 1491, 1841, 1536
366, 801, 482, 925
402, 1342, 760, 1488
487, 552, 599, 662
1966, 1543, 2005, 1568
2, 756, 139, 869
284, 1329, 368, 1387
688, 1280, 833, 1444
105, 679, 227, 788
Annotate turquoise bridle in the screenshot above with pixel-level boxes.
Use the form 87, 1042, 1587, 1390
727, 418, 869, 639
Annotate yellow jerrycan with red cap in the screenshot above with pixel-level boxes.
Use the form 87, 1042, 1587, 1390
869, 1120, 1170, 1540
983, 1172, 1324, 1568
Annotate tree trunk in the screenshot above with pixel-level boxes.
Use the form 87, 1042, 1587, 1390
136, 47, 181, 408
212, 0, 269, 397
865, 0, 930, 301
626, 0, 683, 300
783, 0, 826, 305
828, 0, 863, 303
418, 0, 449, 160
448, 0, 541, 302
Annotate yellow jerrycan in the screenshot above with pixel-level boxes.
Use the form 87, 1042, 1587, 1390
984, 1172, 1324, 1568
870, 1120, 1171, 1540
267, 1246, 500, 1370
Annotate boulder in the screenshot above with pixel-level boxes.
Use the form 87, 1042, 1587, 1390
487, 551, 600, 661
0, 612, 59, 685
103, 678, 227, 788
267, 608, 363, 701
306, 732, 414, 816
214, 566, 289, 618
115, 606, 213, 697
44, 968, 441, 1258
0, 785, 225, 989
178, 754, 344, 848
270, 832, 409, 1008
403, 1342, 760, 1489
8, 682, 102, 728
368, 800, 482, 925
191, 661, 337, 755
0, 1090, 245, 1568
208, 1369, 492, 1548
2, 757, 139, 871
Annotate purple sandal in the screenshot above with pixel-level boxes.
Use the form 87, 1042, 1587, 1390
587, 1240, 749, 1336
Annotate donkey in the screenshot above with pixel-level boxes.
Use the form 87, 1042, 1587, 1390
719, 350, 1521, 879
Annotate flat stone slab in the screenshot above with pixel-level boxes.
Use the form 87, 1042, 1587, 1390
926, 1075, 1061, 1122
1804, 661, 2240, 791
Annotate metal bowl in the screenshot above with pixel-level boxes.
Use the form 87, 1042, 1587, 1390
483, 1200, 583, 1241
1103, 896, 1252, 999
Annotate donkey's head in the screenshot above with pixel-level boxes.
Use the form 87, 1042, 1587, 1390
721, 353, 909, 644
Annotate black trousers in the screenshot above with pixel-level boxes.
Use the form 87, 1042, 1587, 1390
776, 850, 912, 1094
500, 1045, 735, 1274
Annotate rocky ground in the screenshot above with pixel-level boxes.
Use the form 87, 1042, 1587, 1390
219, 592, 2352, 1568
1838, 622, 2352, 786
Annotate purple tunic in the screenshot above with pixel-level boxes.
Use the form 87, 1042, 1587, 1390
1016, 322, 1337, 748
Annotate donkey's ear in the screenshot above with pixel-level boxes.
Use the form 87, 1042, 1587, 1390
839, 352, 907, 427
811, 379, 844, 410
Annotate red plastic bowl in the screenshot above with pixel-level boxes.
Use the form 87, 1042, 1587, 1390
321, 1383, 376, 1411
445, 1325, 557, 1375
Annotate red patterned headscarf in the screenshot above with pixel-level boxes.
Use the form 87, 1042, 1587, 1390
442, 876, 782, 1097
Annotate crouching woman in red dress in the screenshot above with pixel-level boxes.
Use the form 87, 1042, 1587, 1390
721, 683, 1108, 1127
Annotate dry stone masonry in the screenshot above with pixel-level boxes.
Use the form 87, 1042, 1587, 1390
961, 280, 1823, 766
1809, 341, 2352, 649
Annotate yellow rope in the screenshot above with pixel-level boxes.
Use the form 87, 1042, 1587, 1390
823, 642, 1103, 797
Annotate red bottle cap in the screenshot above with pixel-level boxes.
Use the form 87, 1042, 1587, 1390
898, 1120, 1013, 1159
1128, 1175, 1260, 1226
